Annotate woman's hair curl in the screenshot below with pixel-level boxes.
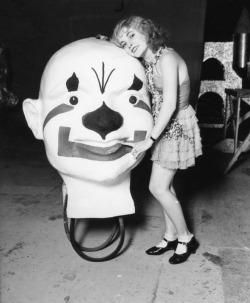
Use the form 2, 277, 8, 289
112, 16, 169, 53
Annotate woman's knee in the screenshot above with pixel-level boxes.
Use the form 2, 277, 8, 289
149, 165, 176, 198
149, 182, 166, 198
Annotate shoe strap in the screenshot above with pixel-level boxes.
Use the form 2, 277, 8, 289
178, 241, 188, 246
164, 238, 177, 243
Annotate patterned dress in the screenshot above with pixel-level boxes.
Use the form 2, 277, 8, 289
144, 47, 202, 169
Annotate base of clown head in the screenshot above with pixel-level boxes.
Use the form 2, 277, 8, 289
61, 152, 144, 218
63, 191, 126, 262
23, 37, 153, 220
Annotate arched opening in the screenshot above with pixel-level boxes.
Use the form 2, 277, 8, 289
197, 92, 224, 124
200, 58, 225, 80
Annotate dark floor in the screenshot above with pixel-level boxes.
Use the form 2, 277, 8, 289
0, 106, 250, 303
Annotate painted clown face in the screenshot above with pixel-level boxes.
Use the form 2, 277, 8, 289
23, 38, 153, 218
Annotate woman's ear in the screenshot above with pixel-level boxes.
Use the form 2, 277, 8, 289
22, 98, 44, 140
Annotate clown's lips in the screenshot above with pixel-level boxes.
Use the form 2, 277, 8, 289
58, 127, 146, 161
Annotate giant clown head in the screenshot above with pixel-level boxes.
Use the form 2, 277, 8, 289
23, 38, 153, 218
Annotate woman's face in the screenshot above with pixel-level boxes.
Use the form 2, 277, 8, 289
117, 27, 148, 58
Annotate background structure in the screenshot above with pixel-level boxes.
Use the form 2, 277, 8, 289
1, 0, 207, 104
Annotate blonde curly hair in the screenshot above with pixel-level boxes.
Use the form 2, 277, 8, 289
112, 16, 169, 53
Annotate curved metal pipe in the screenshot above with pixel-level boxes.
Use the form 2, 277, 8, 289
63, 194, 125, 262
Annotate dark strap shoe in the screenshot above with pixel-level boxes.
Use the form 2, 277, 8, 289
145, 239, 178, 255
169, 236, 199, 264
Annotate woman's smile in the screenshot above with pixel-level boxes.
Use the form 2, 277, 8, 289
118, 28, 148, 58
131, 45, 139, 53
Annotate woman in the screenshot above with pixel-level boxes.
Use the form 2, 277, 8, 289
112, 16, 202, 265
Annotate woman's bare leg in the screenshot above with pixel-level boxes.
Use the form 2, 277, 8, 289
162, 182, 177, 239
149, 162, 191, 237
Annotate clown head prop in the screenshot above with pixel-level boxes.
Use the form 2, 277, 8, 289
23, 38, 153, 218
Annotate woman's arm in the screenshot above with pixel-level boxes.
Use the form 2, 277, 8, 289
130, 51, 179, 158
150, 51, 178, 140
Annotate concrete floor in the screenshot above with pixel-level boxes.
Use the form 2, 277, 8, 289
0, 108, 250, 303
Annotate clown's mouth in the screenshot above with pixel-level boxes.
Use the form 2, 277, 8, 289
58, 127, 146, 161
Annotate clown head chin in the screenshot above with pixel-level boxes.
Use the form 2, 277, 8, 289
23, 38, 153, 218
45, 137, 144, 183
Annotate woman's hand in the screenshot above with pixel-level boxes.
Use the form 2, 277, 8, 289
131, 138, 153, 159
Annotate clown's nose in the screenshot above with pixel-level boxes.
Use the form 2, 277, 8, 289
82, 102, 123, 140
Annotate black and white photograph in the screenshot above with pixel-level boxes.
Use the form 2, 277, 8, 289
0, 0, 250, 302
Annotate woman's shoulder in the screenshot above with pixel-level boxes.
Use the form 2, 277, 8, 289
161, 48, 178, 60
158, 48, 178, 69
159, 48, 186, 68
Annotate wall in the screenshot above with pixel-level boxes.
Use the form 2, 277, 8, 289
0, 0, 206, 104
205, 0, 250, 42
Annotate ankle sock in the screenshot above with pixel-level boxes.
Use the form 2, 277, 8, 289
156, 233, 177, 248
175, 234, 193, 254
164, 233, 177, 242
156, 239, 168, 248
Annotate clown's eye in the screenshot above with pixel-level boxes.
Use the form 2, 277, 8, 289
129, 95, 137, 104
69, 96, 78, 105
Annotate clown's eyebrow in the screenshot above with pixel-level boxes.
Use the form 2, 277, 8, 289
66, 73, 79, 91
43, 104, 74, 130
127, 75, 143, 91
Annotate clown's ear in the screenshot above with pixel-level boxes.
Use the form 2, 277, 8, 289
22, 98, 44, 140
